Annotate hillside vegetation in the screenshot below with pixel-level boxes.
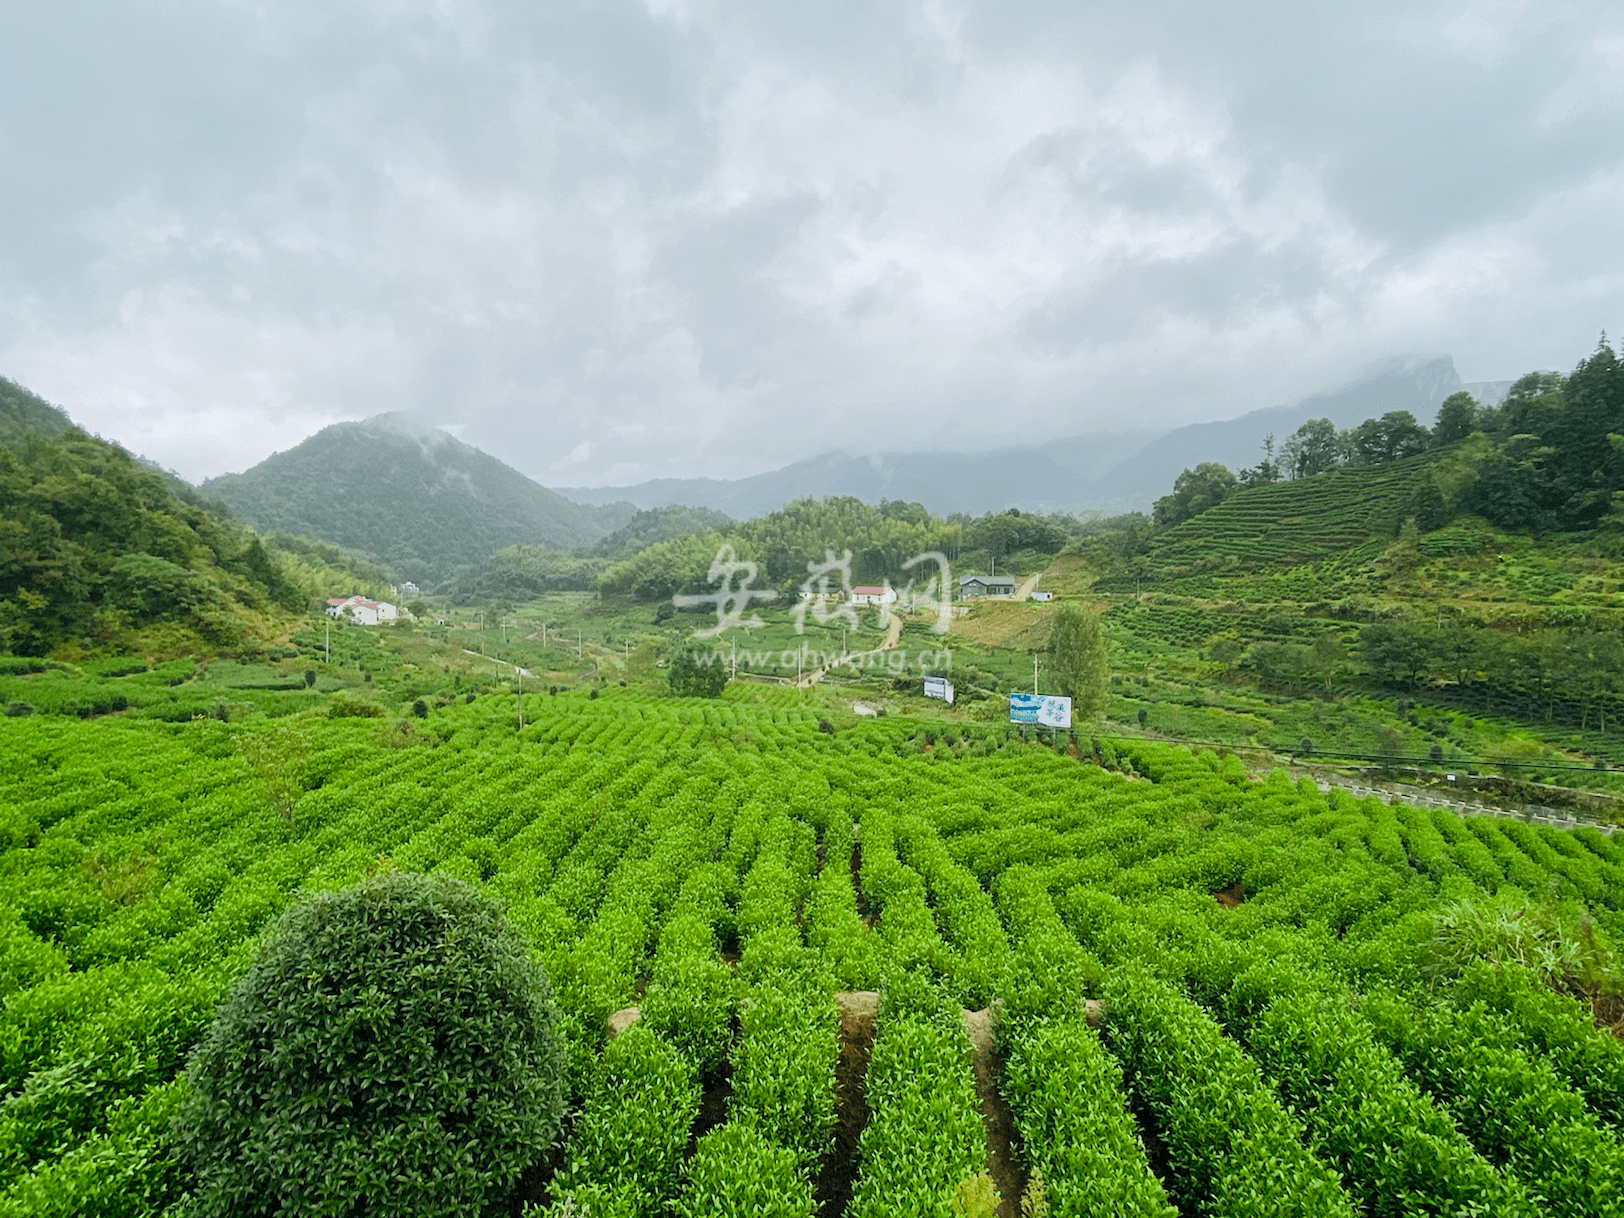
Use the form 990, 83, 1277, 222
1047, 337, 1624, 776
598, 496, 1081, 600
1142, 451, 1442, 571
202, 414, 636, 585
0, 421, 305, 657
0, 379, 73, 445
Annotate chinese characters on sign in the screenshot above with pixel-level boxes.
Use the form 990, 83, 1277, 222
1008, 693, 1071, 728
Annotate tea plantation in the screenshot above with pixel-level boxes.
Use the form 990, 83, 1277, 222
2, 682, 1621, 1216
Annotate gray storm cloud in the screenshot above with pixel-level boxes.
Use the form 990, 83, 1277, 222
0, 0, 1620, 483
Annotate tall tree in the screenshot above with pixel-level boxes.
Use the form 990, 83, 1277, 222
1432, 392, 1479, 444
1239, 434, 1281, 486
1152, 463, 1238, 528
1047, 602, 1109, 723
1358, 622, 1437, 688
1548, 338, 1624, 526
667, 647, 729, 697
1280, 418, 1340, 478
1344, 411, 1431, 465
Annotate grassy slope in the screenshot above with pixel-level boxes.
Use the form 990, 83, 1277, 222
1144, 453, 1436, 572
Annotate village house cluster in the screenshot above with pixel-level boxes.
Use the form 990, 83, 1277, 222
324, 595, 400, 626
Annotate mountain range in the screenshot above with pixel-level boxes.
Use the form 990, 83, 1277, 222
1089, 355, 1512, 507
7, 353, 1517, 589
556, 430, 1159, 521
561, 356, 1512, 519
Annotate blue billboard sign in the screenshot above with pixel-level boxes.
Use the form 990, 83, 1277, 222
1008, 692, 1072, 728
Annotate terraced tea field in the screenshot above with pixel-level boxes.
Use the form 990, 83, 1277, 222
2, 684, 1622, 1216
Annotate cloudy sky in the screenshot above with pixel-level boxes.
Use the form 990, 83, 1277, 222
2, 1, 1621, 486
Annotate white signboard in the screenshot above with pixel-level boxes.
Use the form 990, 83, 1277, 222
1009, 692, 1071, 728
923, 676, 955, 704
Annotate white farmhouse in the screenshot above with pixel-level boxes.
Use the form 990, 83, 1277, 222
325, 596, 399, 626
849, 585, 897, 606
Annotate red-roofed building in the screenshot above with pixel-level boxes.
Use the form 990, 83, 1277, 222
325, 595, 399, 626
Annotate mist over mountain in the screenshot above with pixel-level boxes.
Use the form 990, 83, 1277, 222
560, 357, 1510, 518
203, 414, 634, 586
559, 430, 1158, 520
1088, 355, 1512, 506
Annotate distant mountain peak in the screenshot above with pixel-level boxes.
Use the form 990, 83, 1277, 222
202, 415, 632, 584
358, 411, 456, 445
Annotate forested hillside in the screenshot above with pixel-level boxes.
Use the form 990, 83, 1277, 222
0, 378, 73, 444
596, 496, 1085, 600
0, 416, 304, 656
1055, 337, 1624, 755
202, 414, 636, 585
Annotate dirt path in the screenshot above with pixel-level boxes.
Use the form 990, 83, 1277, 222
1011, 572, 1040, 601
879, 610, 903, 650
818, 991, 880, 1215
964, 1007, 1026, 1218
793, 611, 903, 688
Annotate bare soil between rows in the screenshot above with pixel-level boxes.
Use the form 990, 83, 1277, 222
816, 990, 878, 1216
963, 1006, 1026, 1218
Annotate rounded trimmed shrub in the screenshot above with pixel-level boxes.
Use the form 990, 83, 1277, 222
173, 871, 566, 1217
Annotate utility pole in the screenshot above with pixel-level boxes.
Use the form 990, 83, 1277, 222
516, 666, 523, 734
1033, 654, 1039, 694
542, 623, 547, 649
577, 629, 582, 659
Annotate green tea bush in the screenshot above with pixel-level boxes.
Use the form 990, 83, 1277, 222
1004, 1018, 1176, 1217
171, 872, 566, 1218
847, 978, 985, 1218
549, 1022, 699, 1217
1101, 968, 1357, 1218
1224, 964, 1528, 1217
727, 980, 838, 1166
1450, 962, 1624, 1129
1363, 991, 1624, 1218
674, 1123, 815, 1218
